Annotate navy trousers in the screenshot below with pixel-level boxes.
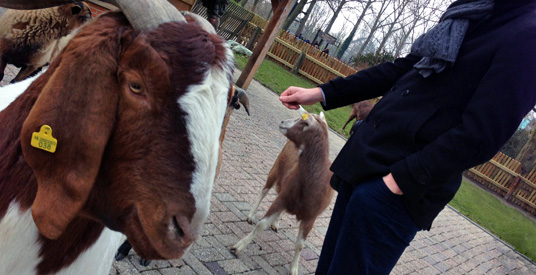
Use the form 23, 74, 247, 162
316, 177, 420, 275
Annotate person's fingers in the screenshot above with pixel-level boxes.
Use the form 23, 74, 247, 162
279, 94, 294, 103
279, 89, 299, 103
283, 102, 300, 110
280, 96, 299, 108
281, 86, 308, 110
281, 86, 297, 97
280, 93, 300, 109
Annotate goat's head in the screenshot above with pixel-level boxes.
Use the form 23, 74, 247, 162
16, 10, 234, 260
279, 107, 328, 146
59, 2, 93, 27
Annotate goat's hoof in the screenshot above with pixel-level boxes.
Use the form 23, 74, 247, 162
270, 225, 278, 233
139, 258, 151, 266
114, 252, 127, 261
230, 246, 239, 255
246, 217, 254, 224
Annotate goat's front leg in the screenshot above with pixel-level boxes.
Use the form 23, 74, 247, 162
115, 240, 133, 261
231, 211, 281, 254
247, 188, 270, 224
11, 65, 37, 83
341, 114, 356, 131
290, 220, 314, 275
0, 59, 6, 82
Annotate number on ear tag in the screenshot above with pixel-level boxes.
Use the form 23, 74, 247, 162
302, 114, 309, 120
31, 125, 57, 153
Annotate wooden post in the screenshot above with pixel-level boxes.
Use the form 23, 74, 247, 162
236, 0, 295, 89
246, 26, 262, 50
505, 176, 521, 200
291, 51, 306, 74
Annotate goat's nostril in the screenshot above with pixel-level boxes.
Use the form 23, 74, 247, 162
172, 216, 185, 238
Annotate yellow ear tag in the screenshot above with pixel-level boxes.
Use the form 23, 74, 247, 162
31, 125, 57, 153
302, 114, 309, 120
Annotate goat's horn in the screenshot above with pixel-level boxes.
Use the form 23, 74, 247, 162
107, 0, 186, 31
235, 87, 250, 116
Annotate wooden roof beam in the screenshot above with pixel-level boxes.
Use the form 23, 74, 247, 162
235, 0, 294, 89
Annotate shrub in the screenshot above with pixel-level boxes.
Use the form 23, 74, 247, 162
501, 127, 530, 158
350, 51, 395, 68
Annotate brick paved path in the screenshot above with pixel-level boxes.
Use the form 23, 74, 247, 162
108, 70, 536, 275
2, 60, 535, 274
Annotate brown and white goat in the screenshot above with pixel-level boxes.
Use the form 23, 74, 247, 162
231, 108, 334, 275
0, 2, 92, 83
114, 85, 250, 265
0, 4, 237, 274
341, 100, 373, 135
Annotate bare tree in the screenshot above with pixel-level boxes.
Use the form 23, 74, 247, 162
335, 0, 374, 58
251, 0, 262, 13
355, 0, 391, 56
282, 0, 308, 31
302, 2, 331, 39
324, 0, 349, 35
392, 0, 450, 57
248, 0, 272, 19
374, 0, 410, 55
295, 0, 317, 36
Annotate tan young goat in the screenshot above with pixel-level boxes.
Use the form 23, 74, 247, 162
231, 108, 334, 275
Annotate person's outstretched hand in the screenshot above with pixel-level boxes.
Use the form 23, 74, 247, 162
279, 86, 324, 110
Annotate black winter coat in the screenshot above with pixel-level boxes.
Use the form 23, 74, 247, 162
202, 0, 229, 18
319, 0, 536, 229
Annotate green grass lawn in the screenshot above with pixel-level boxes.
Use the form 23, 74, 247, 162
235, 54, 354, 136
450, 179, 536, 262
235, 53, 536, 263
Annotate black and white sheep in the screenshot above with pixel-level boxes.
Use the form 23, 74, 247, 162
0, 2, 92, 83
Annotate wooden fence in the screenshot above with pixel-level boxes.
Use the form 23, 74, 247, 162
192, 1, 255, 41
192, 1, 358, 84
236, 22, 357, 84
465, 152, 536, 215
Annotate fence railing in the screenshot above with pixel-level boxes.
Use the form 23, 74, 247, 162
465, 152, 536, 215
235, 22, 357, 84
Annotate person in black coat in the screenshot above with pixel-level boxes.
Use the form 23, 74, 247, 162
202, 0, 229, 31
279, 0, 536, 274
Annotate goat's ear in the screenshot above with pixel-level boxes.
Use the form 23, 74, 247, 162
319, 112, 326, 124
20, 16, 129, 239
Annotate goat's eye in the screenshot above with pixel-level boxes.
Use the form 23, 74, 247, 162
129, 83, 142, 94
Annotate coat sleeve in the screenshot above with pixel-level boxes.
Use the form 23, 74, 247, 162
319, 54, 421, 110
390, 26, 536, 202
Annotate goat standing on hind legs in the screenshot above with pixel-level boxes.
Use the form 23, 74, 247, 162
231, 108, 334, 275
